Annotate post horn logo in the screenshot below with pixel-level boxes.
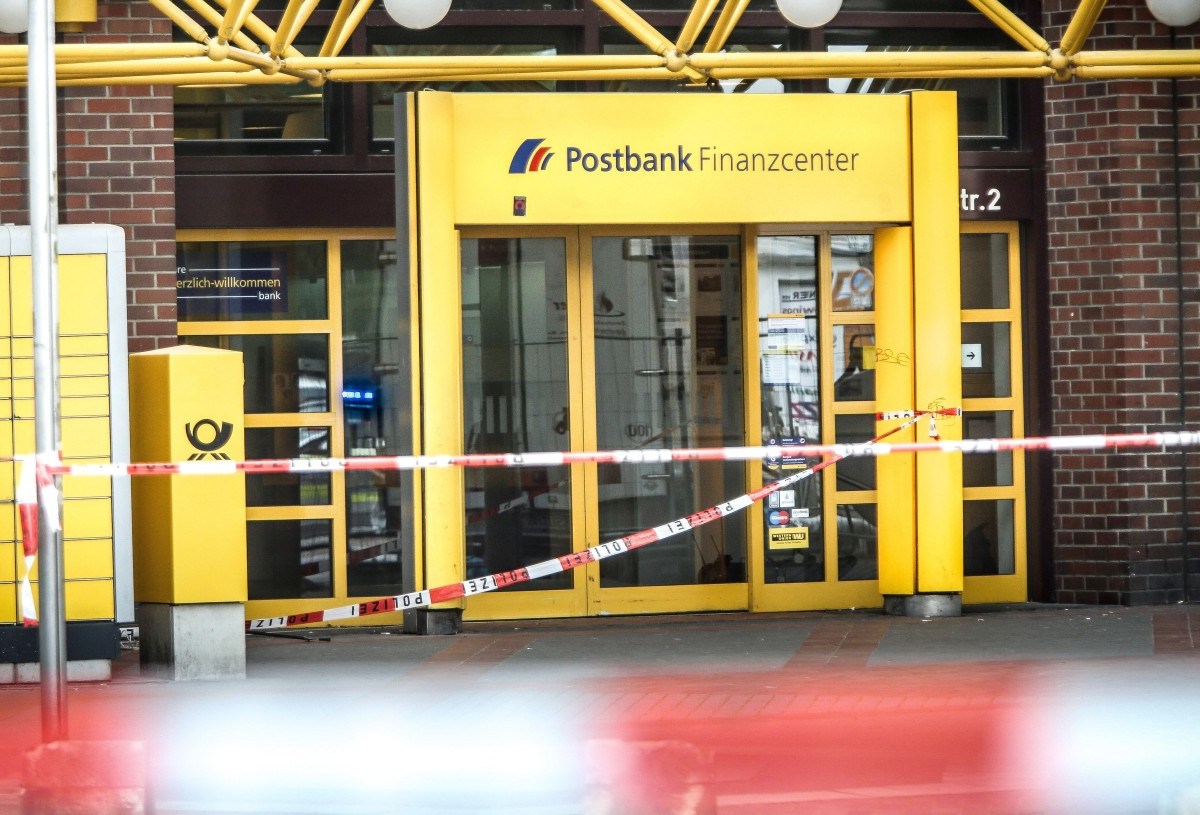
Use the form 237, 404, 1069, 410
185, 418, 234, 461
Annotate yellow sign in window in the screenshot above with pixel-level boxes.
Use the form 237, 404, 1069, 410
768, 526, 810, 550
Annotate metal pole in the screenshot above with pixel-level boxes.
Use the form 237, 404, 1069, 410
28, 0, 67, 742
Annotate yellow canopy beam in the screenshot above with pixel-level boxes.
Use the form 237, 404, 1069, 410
688, 49, 1050, 69
587, 0, 704, 79
217, 0, 259, 45
319, 0, 372, 58
289, 54, 664, 71
206, 0, 305, 59
963, 0, 1050, 53
54, 71, 301, 86
270, 0, 321, 59
703, 0, 752, 54
180, 0, 263, 53
1059, 0, 1108, 56
325, 67, 680, 83
0, 42, 206, 65
146, 0, 210, 44
588, 0, 675, 56
1076, 64, 1200, 77
675, 0, 722, 54
1075, 48, 1200, 65
0, 57, 253, 78
708, 66, 1056, 79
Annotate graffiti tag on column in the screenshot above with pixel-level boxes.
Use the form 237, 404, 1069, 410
872, 347, 911, 367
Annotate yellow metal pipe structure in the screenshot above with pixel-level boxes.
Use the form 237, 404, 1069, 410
1075, 48, 1200, 65
207, 0, 305, 58
146, 0, 210, 44
320, 0, 372, 58
270, 0, 320, 59
217, 0, 258, 44
1077, 64, 1200, 77
290, 54, 665, 71
228, 47, 322, 82
324, 68, 680, 83
180, 0, 263, 54
963, 0, 1050, 52
689, 49, 1049, 69
703, 0, 752, 53
1059, 0, 1108, 56
1, 57, 254, 77
53, 72, 301, 86
675, 0, 722, 54
707, 65, 1057, 79
588, 0, 677, 57
224, 45, 282, 72
0, 43, 207, 63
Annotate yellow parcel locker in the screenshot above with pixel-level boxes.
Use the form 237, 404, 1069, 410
0, 224, 132, 663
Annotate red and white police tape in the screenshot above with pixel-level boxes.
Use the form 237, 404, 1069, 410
28, 414, 1200, 483
17, 409, 1200, 629
16, 454, 61, 627
246, 409, 932, 630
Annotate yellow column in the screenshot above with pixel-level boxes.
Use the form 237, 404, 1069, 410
414, 91, 466, 626
910, 92, 964, 595
874, 226, 916, 596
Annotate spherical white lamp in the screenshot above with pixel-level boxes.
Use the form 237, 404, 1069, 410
383, 0, 452, 30
1147, 0, 1200, 26
0, 0, 28, 34
776, 0, 842, 28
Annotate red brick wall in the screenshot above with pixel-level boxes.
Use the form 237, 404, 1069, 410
1044, 1, 1200, 603
0, 1, 175, 352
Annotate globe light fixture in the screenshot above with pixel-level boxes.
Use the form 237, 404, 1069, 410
0, 0, 28, 34
776, 0, 842, 28
1147, 0, 1200, 26
383, 0, 452, 30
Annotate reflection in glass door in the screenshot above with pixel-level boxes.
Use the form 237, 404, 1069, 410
460, 237, 574, 597
589, 234, 746, 593
752, 231, 884, 612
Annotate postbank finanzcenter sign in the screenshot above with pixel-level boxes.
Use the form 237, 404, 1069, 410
441, 93, 917, 225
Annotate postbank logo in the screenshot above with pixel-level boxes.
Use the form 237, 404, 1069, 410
509, 138, 555, 173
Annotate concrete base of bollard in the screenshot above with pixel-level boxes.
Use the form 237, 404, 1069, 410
21, 740, 147, 815
883, 593, 962, 618
137, 602, 246, 680
403, 608, 464, 635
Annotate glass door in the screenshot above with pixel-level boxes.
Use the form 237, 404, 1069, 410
750, 230, 887, 611
460, 231, 587, 619
584, 230, 748, 615
460, 228, 750, 619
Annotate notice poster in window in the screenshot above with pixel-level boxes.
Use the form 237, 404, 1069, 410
762, 313, 816, 386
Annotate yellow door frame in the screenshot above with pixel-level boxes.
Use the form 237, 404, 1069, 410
960, 221, 1027, 604
177, 227, 406, 627
748, 226, 891, 613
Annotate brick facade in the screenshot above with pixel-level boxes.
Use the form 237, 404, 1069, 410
0, 1, 174, 352
1044, 1, 1200, 603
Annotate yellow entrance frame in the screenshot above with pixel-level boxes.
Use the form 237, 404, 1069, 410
412, 91, 967, 618
960, 221, 1027, 604
176, 227, 422, 628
